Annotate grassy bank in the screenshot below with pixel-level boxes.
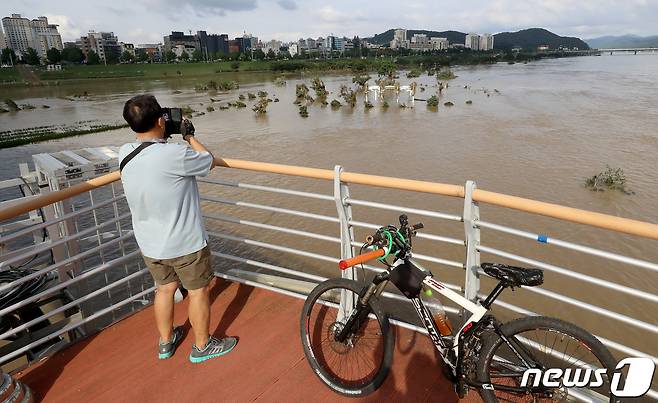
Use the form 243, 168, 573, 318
0, 122, 129, 148
0, 68, 23, 84
7, 50, 588, 84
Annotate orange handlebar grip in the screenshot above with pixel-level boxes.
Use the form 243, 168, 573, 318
338, 249, 386, 270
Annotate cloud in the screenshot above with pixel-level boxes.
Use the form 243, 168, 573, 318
277, 0, 297, 10
138, 0, 258, 18
44, 15, 83, 41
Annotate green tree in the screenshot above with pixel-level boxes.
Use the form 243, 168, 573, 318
46, 48, 62, 64
135, 49, 149, 63
105, 52, 119, 64
192, 49, 203, 61
377, 60, 396, 78
86, 50, 101, 65
1, 48, 17, 65
266, 49, 276, 59
61, 47, 84, 63
252, 49, 265, 60
178, 50, 189, 61
24, 47, 40, 65
120, 50, 134, 63
164, 50, 176, 63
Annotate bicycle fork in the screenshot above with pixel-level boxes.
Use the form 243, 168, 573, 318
335, 271, 390, 343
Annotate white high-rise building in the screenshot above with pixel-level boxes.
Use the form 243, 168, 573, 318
289, 42, 299, 57
0, 27, 6, 50
30, 16, 63, 57
465, 33, 480, 49
390, 28, 408, 49
2, 14, 38, 57
1, 14, 62, 58
479, 33, 494, 51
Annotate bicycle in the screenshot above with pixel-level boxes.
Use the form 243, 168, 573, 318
300, 214, 619, 402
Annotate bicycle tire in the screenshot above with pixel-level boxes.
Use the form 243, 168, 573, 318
477, 316, 618, 403
300, 278, 394, 397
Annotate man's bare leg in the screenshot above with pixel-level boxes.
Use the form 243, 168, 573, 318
154, 282, 178, 342
188, 286, 210, 349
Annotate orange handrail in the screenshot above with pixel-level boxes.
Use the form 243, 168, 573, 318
1, 157, 657, 241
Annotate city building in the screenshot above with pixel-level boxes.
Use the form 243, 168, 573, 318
430, 37, 449, 50
77, 31, 121, 63
465, 33, 480, 49
289, 42, 299, 57
305, 37, 317, 50
479, 33, 494, 51
120, 42, 135, 56
242, 33, 257, 51
30, 16, 63, 57
228, 40, 240, 54
409, 33, 429, 50
264, 40, 282, 55
0, 27, 6, 50
196, 31, 228, 57
390, 28, 408, 49
163, 31, 197, 53
333, 36, 344, 52
2, 14, 62, 58
2, 14, 37, 57
136, 43, 162, 61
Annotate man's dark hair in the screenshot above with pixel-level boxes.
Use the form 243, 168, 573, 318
123, 94, 163, 133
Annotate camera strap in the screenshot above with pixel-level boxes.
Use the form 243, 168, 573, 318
119, 142, 155, 173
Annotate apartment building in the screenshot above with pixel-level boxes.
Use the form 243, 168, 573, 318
2, 14, 62, 58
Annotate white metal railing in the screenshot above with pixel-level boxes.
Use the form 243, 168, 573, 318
200, 167, 658, 399
0, 178, 151, 370
0, 161, 656, 399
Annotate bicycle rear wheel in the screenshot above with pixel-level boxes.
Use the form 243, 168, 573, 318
477, 316, 618, 403
300, 278, 393, 397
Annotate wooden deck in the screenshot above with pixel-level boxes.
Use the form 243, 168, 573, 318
13, 279, 482, 402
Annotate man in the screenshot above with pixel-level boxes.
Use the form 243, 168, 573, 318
119, 94, 237, 363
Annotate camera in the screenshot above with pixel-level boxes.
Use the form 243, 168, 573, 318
161, 107, 183, 137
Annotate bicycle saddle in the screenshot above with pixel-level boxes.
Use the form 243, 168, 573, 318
481, 263, 544, 287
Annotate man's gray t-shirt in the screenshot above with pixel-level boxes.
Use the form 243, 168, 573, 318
118, 142, 213, 259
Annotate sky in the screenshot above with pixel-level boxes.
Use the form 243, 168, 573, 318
2, 0, 657, 44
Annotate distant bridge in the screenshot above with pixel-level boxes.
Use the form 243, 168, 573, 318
599, 48, 658, 54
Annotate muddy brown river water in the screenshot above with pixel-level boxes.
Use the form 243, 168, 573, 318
1, 54, 657, 361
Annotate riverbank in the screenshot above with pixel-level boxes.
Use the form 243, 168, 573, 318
0, 50, 594, 87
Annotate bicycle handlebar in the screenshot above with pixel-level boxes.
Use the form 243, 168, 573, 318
338, 249, 386, 270
337, 214, 424, 270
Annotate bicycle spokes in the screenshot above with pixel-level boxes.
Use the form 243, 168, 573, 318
307, 290, 386, 386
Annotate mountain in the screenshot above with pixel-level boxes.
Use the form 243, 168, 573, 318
365, 27, 589, 51
585, 35, 658, 49
493, 28, 589, 50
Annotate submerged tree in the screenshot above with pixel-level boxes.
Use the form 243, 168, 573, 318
253, 98, 270, 114
339, 85, 357, 107
585, 166, 634, 194
311, 78, 328, 103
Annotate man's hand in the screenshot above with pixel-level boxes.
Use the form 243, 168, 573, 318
181, 118, 195, 142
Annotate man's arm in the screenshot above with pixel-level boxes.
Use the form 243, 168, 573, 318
181, 119, 216, 169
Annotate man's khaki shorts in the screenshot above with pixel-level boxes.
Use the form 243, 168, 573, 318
143, 245, 213, 290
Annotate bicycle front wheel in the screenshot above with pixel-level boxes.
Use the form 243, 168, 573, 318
300, 278, 393, 397
477, 316, 618, 403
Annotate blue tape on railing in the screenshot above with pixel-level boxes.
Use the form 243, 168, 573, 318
537, 235, 548, 243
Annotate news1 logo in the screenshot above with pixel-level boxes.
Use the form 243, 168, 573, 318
520, 357, 655, 398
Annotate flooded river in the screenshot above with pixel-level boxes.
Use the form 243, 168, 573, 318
1, 54, 657, 358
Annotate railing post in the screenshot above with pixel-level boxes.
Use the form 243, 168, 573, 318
334, 165, 356, 321
462, 180, 481, 312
